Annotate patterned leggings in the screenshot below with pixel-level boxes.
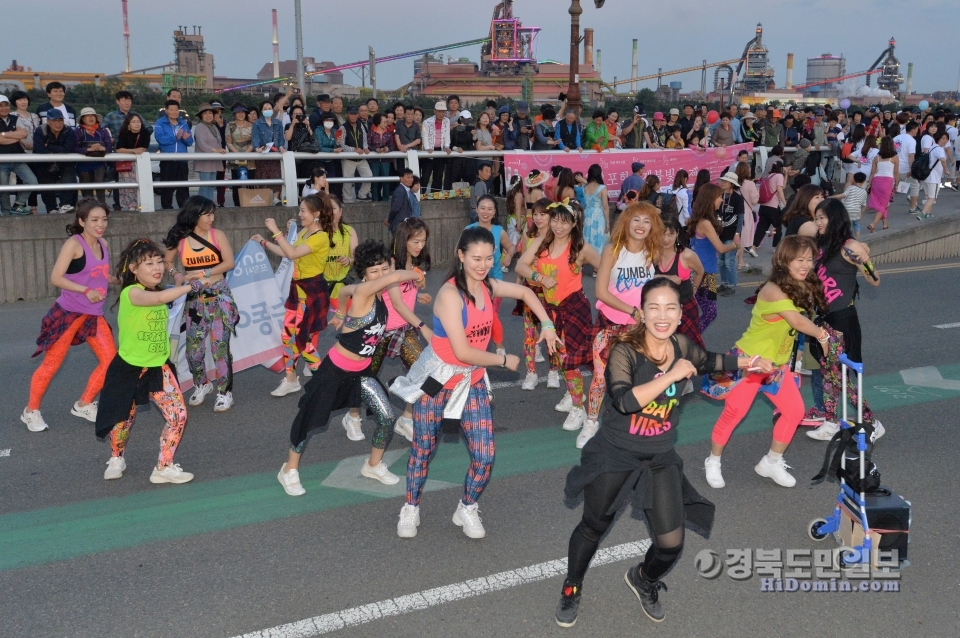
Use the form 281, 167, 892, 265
109, 365, 187, 468
282, 300, 320, 374
696, 274, 718, 333
185, 295, 233, 393
587, 324, 630, 421
369, 327, 423, 377
362, 376, 397, 450
28, 316, 115, 411
548, 348, 585, 409
523, 304, 559, 375
406, 380, 494, 506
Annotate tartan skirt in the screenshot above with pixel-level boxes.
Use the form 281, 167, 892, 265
547, 289, 596, 371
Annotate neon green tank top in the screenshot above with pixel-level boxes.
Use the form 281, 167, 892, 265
118, 284, 170, 368
324, 225, 353, 284
735, 298, 801, 365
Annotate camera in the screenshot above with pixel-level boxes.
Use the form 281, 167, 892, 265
296, 114, 305, 122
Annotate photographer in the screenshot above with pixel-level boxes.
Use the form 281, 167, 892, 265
284, 104, 319, 179
621, 106, 647, 149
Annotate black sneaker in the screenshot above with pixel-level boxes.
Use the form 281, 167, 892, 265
624, 566, 667, 622
555, 579, 582, 628
718, 285, 736, 297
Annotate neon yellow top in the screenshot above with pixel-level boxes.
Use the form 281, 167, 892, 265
735, 298, 801, 365
117, 284, 169, 368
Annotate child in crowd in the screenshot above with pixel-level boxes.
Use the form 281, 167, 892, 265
830, 172, 867, 237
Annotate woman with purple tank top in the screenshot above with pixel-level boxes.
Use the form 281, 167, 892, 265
21, 198, 118, 433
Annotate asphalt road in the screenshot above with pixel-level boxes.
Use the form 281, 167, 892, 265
1, 258, 959, 638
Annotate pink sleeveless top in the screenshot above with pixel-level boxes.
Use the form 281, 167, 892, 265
384, 279, 419, 331
432, 279, 493, 387
57, 236, 110, 316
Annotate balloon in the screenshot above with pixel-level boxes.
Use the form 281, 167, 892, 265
713, 146, 728, 159
919, 100, 930, 111
839, 99, 851, 109
706, 110, 719, 125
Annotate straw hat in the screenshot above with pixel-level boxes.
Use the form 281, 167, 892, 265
718, 172, 740, 187
78, 107, 102, 123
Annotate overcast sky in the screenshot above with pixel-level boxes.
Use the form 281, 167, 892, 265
4, 0, 958, 96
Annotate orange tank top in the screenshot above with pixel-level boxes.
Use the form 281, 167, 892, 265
178, 231, 223, 272
535, 242, 581, 305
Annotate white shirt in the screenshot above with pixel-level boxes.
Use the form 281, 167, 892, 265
893, 133, 916, 174
920, 134, 935, 153
926, 145, 946, 184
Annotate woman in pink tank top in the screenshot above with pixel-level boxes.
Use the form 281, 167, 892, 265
22, 198, 117, 433
396, 226, 560, 541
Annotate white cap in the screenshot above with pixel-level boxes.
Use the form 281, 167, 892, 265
434, 101, 447, 111
459, 110, 472, 120
0, 95, 9, 104
740, 103, 750, 108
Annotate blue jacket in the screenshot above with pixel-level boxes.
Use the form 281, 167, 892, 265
74, 126, 114, 173
554, 120, 582, 150
154, 116, 193, 154
33, 123, 77, 159
501, 122, 519, 150
252, 117, 286, 151
316, 126, 337, 153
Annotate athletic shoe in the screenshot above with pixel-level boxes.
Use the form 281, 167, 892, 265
870, 419, 885, 442
496, 347, 507, 357
798, 367, 812, 376
535, 345, 545, 363
704, 456, 725, 488
21, 408, 49, 432
907, 207, 922, 215
302, 364, 313, 378
452, 500, 486, 538
555, 391, 573, 413
71, 400, 98, 422
149, 463, 194, 484
562, 406, 586, 431
521, 372, 539, 390
624, 566, 666, 623
806, 420, 839, 441
342, 413, 365, 441
754, 456, 796, 487
361, 458, 400, 485
397, 503, 420, 538
576, 419, 599, 448
547, 370, 561, 389
555, 579, 583, 628
103, 456, 126, 480
799, 407, 826, 427
277, 463, 305, 496
213, 392, 234, 412
9, 204, 31, 216
746, 247, 759, 258
58, 204, 74, 215
271, 376, 301, 397
394, 416, 414, 442
717, 285, 736, 297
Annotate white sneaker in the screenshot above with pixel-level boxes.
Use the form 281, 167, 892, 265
271, 376, 301, 397
754, 456, 796, 488
870, 419, 885, 443
496, 347, 507, 357
555, 391, 573, 413
104, 456, 126, 480
562, 406, 586, 431
302, 364, 313, 378
149, 463, 195, 484
452, 500, 486, 539
361, 458, 400, 485
342, 413, 365, 441
189, 382, 214, 406
397, 503, 420, 538
547, 370, 561, 389
535, 345, 545, 363
806, 420, 840, 441
213, 392, 234, 413
277, 463, 306, 496
21, 408, 49, 432
576, 419, 599, 448
521, 372, 539, 390
704, 456, 725, 489
746, 247, 759, 258
71, 400, 98, 422
394, 416, 414, 442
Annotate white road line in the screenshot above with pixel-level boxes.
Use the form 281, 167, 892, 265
0, 449, 9, 457
235, 539, 651, 638
933, 322, 960, 329
490, 371, 592, 390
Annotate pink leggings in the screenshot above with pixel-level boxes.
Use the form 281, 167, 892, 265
711, 371, 804, 447
28, 316, 115, 411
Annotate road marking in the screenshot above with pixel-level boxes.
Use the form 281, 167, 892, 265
320, 449, 457, 496
0, 449, 10, 457
934, 322, 960, 329
235, 539, 651, 637
490, 371, 592, 390
900, 366, 960, 391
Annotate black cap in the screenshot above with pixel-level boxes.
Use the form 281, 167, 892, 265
317, 93, 331, 103
347, 106, 359, 114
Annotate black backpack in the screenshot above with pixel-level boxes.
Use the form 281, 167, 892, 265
911, 148, 935, 181
811, 423, 882, 494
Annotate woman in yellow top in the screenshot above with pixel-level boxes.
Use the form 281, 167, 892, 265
253, 194, 332, 397
702, 235, 830, 490
324, 194, 358, 311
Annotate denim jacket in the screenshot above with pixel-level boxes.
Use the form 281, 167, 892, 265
252, 117, 286, 151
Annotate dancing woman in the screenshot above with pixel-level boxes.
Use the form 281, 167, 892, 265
556, 277, 771, 627
466, 194, 516, 356
323, 194, 358, 311
518, 198, 561, 390
278, 240, 425, 495
655, 211, 705, 348
516, 200, 602, 433
392, 227, 560, 539
22, 198, 116, 432
702, 235, 830, 489
686, 183, 737, 332
581, 203, 662, 449
163, 196, 238, 412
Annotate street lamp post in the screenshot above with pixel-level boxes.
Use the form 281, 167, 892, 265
566, 0, 583, 114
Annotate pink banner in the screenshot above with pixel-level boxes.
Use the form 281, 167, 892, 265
503, 143, 754, 199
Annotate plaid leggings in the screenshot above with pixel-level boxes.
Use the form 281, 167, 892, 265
406, 380, 495, 507
282, 301, 320, 374
109, 364, 187, 468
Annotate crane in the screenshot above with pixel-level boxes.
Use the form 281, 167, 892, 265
792, 68, 883, 91
605, 58, 743, 89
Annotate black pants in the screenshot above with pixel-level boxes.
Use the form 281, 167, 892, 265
753, 204, 783, 248
36, 164, 77, 211
420, 153, 447, 192
215, 170, 226, 206
447, 156, 475, 188
324, 160, 343, 199
230, 168, 255, 207
567, 462, 685, 584
107, 165, 120, 209
158, 160, 189, 209
810, 305, 862, 363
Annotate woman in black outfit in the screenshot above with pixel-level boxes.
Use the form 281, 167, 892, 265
556, 277, 772, 628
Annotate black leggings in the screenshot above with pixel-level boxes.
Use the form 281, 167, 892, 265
567, 464, 685, 584
753, 204, 783, 248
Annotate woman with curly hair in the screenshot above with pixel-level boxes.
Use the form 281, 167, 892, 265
686, 183, 738, 332
702, 235, 830, 489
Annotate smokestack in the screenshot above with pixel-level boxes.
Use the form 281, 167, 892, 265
906, 62, 913, 95
596, 49, 601, 76
272, 9, 280, 79
122, 0, 131, 73
631, 39, 638, 93
583, 28, 594, 67
786, 53, 794, 89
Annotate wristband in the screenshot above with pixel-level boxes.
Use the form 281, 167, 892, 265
540, 321, 555, 331
203, 268, 212, 278
168, 268, 178, 276
502, 354, 508, 368
272, 231, 282, 239
415, 321, 425, 331
531, 272, 539, 283
82, 287, 93, 296
189, 280, 202, 293
259, 239, 267, 247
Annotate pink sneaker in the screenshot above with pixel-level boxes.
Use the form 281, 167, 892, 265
799, 408, 826, 427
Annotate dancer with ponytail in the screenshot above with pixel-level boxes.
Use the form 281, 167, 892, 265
22, 198, 116, 432
656, 210, 705, 348
516, 200, 602, 433
556, 277, 770, 628
278, 241, 425, 495
686, 183, 738, 333
323, 195, 358, 313
580, 203, 662, 449
163, 196, 238, 412
702, 235, 830, 489
519, 198, 561, 390
94, 239, 210, 483
466, 194, 516, 357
